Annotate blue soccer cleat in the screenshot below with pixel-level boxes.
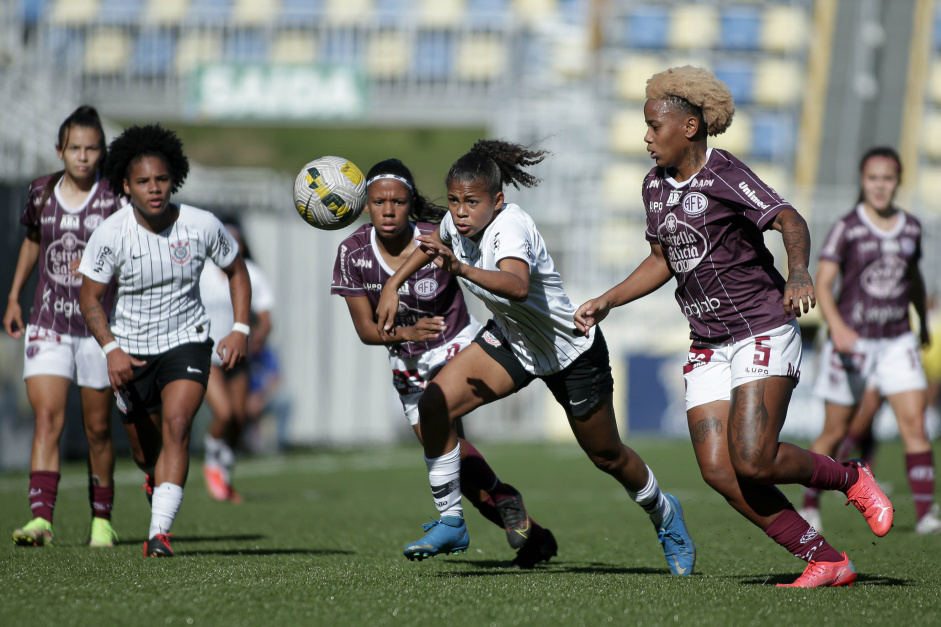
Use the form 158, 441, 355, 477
656, 494, 696, 576
403, 516, 470, 561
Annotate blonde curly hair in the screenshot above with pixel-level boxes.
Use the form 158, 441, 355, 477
645, 66, 735, 136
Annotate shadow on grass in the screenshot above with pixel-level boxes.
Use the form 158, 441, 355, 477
741, 573, 914, 587
441, 560, 666, 577
178, 548, 355, 557
115, 534, 265, 546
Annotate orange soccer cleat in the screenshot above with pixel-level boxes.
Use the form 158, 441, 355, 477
844, 460, 893, 537
777, 552, 857, 588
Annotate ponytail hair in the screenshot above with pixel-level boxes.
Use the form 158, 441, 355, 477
366, 158, 447, 224
856, 146, 902, 204
39, 105, 107, 209
446, 139, 548, 197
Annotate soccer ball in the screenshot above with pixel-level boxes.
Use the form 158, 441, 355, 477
292, 156, 367, 230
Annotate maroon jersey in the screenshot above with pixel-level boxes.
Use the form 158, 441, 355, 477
819, 204, 921, 339
643, 148, 795, 344
330, 222, 472, 359
19, 174, 119, 336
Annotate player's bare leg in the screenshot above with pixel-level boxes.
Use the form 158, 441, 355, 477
203, 366, 243, 502
80, 386, 118, 546
887, 389, 939, 532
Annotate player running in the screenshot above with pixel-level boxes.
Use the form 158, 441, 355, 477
331, 158, 556, 567
574, 66, 893, 588
376, 143, 696, 575
802, 147, 939, 535
5, 106, 121, 548
201, 217, 275, 503
78, 124, 251, 557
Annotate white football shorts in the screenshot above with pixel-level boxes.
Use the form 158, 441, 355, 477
388, 318, 481, 426
22, 324, 110, 389
683, 319, 803, 411
812, 331, 926, 406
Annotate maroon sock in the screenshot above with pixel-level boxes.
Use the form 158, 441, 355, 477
801, 488, 820, 510
906, 451, 936, 520
764, 507, 843, 563
459, 439, 499, 493
807, 452, 859, 493
835, 434, 859, 462
28, 471, 60, 524
91, 485, 115, 520
859, 434, 877, 469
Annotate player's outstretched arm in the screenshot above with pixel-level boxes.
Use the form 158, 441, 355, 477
3, 229, 40, 339
344, 296, 444, 346
218, 255, 252, 370
574, 243, 672, 337
771, 207, 815, 317
79, 276, 145, 392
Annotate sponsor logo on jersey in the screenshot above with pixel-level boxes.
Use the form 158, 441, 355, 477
682, 192, 708, 215
851, 302, 907, 325
83, 213, 104, 230
666, 190, 682, 206
364, 282, 382, 291
91, 197, 115, 210
40, 215, 55, 224
414, 278, 438, 300
738, 182, 770, 210
690, 178, 714, 188
60, 214, 80, 230
880, 239, 900, 255
339, 244, 348, 282
659, 214, 707, 274
859, 256, 906, 299
900, 237, 916, 256
857, 240, 879, 254
351, 258, 372, 269
681, 296, 722, 320
492, 232, 500, 253
647, 179, 660, 189
397, 283, 410, 296
53, 297, 81, 318
45, 232, 84, 286
216, 229, 232, 258
648, 201, 663, 213
170, 240, 191, 265
93, 246, 112, 273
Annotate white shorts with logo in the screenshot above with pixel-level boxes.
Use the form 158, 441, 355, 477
683, 319, 803, 411
388, 318, 481, 426
22, 324, 110, 389
812, 332, 926, 406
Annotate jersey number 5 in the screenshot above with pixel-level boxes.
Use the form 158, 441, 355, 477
753, 336, 771, 367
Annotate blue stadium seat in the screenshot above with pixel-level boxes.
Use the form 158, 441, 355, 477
467, 0, 510, 29
44, 27, 85, 69
98, 0, 144, 23
714, 60, 754, 105
935, 10, 941, 50
413, 30, 454, 81
17, 0, 52, 25
279, 0, 325, 23
224, 29, 268, 62
718, 6, 762, 51
319, 29, 364, 65
373, 0, 412, 26
750, 112, 794, 161
189, 0, 233, 21
624, 5, 669, 49
131, 29, 177, 76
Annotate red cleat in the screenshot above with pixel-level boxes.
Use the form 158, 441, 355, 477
204, 465, 242, 504
844, 460, 893, 537
142, 474, 155, 505
777, 552, 857, 588
143, 533, 174, 557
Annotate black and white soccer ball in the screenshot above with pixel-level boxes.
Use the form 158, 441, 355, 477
292, 156, 367, 230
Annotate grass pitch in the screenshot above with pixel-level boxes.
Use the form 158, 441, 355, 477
0, 439, 939, 626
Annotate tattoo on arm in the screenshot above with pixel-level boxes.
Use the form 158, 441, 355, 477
84, 301, 114, 346
690, 417, 723, 445
780, 211, 812, 283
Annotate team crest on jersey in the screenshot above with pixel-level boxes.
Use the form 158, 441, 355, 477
60, 214, 80, 230
900, 238, 916, 256
170, 240, 191, 265
682, 192, 708, 215
414, 278, 438, 300
860, 256, 906, 299
83, 214, 103, 231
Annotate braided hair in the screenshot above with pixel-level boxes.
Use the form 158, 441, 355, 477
102, 124, 189, 196
446, 139, 549, 197
366, 159, 447, 224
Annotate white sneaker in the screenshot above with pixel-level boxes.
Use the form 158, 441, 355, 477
915, 504, 941, 535
798, 506, 823, 533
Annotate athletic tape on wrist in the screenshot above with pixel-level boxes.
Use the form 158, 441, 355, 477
102, 341, 120, 356
232, 322, 251, 335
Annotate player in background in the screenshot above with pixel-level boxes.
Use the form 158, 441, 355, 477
201, 217, 274, 503
802, 147, 939, 535
4, 105, 121, 548
332, 158, 556, 567
376, 144, 696, 575
574, 66, 893, 588
78, 124, 251, 557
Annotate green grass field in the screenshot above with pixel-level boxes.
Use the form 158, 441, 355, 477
1, 439, 939, 626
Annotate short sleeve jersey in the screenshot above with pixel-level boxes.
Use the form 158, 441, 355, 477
20, 174, 119, 336
439, 203, 593, 376
201, 258, 274, 348
330, 222, 471, 359
819, 204, 921, 339
78, 203, 239, 355
643, 148, 794, 345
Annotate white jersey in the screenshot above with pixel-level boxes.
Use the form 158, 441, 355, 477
201, 258, 274, 347
79, 203, 239, 355
439, 203, 593, 375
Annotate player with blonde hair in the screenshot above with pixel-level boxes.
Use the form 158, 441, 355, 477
575, 66, 894, 588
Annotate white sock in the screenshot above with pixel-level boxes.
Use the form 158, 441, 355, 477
425, 443, 463, 519
627, 465, 670, 527
149, 483, 184, 538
